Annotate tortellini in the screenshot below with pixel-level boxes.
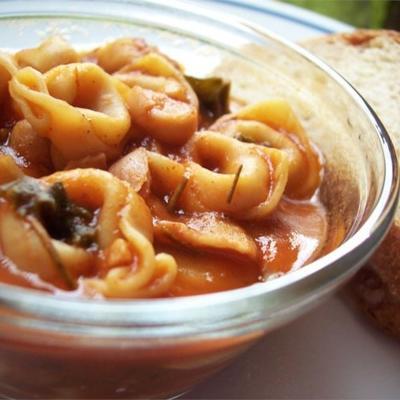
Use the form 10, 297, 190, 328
0, 36, 329, 299
142, 132, 289, 220
0, 168, 177, 298
45, 169, 177, 298
83, 37, 154, 74
124, 53, 199, 145
109, 147, 150, 192
9, 63, 131, 167
154, 213, 259, 262
8, 120, 52, 176
185, 132, 289, 219
0, 200, 79, 286
211, 99, 322, 199
84, 38, 198, 145
15, 36, 79, 73
0, 37, 79, 115
0, 51, 18, 105
110, 148, 259, 261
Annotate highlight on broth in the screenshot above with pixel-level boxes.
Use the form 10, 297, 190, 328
0, 36, 328, 299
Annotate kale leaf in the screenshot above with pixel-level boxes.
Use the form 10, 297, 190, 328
0, 177, 97, 248
185, 75, 231, 118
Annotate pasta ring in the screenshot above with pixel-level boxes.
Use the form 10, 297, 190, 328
9, 63, 131, 167
43, 169, 177, 298
211, 99, 321, 199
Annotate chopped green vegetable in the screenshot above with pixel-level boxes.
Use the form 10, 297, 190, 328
0, 177, 97, 248
185, 75, 231, 118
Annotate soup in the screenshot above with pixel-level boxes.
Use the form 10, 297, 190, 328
0, 36, 329, 299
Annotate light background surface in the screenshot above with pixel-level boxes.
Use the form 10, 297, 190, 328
184, 1, 400, 399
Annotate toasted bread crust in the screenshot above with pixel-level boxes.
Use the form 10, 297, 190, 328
305, 29, 400, 43
318, 29, 400, 45
353, 265, 400, 337
303, 30, 400, 337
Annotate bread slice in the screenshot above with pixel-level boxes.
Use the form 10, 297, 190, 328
302, 30, 400, 337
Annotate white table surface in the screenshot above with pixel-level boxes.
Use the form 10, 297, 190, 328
184, 291, 400, 399
184, 1, 400, 399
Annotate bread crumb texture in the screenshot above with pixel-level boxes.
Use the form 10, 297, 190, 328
304, 30, 400, 337
303, 31, 400, 222
353, 266, 400, 337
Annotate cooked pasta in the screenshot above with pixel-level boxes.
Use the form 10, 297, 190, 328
9, 120, 52, 175
0, 36, 330, 299
140, 132, 290, 220
83, 37, 154, 74
0, 52, 18, 105
9, 64, 131, 168
123, 53, 199, 145
211, 100, 322, 199
0, 167, 177, 297
154, 213, 259, 262
15, 36, 79, 73
85, 38, 198, 145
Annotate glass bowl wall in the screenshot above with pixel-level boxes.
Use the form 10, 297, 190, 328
0, 1, 397, 398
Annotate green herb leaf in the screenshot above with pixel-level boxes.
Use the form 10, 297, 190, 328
167, 175, 189, 213
0, 177, 97, 249
185, 75, 231, 118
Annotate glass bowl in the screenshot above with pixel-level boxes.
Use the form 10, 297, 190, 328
0, 1, 398, 399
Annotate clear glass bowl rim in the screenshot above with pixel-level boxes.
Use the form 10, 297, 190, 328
0, 0, 397, 339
